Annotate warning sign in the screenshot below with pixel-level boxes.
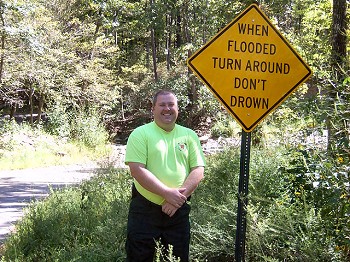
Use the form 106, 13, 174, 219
187, 4, 312, 132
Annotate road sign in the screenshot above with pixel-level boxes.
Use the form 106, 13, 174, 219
187, 3, 312, 132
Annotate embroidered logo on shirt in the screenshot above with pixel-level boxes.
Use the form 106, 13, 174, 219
177, 142, 187, 152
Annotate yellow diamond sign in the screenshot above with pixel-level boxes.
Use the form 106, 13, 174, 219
187, 4, 312, 132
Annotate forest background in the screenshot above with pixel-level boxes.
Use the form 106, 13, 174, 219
0, 0, 349, 261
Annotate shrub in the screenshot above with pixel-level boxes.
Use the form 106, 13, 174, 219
2, 146, 348, 261
45, 107, 109, 148
2, 170, 131, 262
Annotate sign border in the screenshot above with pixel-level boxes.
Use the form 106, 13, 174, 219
187, 3, 312, 132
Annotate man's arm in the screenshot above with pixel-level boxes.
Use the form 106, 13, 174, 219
181, 166, 204, 198
128, 162, 187, 208
162, 166, 204, 217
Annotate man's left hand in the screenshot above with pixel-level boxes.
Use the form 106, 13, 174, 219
162, 202, 178, 217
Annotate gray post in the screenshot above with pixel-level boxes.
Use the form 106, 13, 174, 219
235, 130, 251, 262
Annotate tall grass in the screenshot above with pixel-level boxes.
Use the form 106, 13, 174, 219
0, 115, 110, 170
1, 146, 348, 261
1, 170, 130, 262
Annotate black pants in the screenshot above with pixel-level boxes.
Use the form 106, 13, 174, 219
126, 186, 191, 262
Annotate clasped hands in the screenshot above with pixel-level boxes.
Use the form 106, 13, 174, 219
162, 188, 187, 217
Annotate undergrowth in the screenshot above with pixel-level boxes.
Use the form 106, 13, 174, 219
0, 120, 110, 170
1, 144, 348, 261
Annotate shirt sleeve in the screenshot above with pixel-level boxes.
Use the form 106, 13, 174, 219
188, 130, 206, 168
125, 128, 147, 165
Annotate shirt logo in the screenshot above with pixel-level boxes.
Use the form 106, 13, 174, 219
177, 142, 187, 152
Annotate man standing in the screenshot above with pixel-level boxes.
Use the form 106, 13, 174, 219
125, 90, 205, 261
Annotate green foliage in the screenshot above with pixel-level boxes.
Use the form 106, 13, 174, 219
2, 170, 131, 262
0, 121, 64, 169
44, 103, 71, 138
69, 110, 109, 148
2, 144, 349, 261
0, 0, 349, 260
0, 120, 108, 169
210, 112, 240, 138
45, 106, 109, 148
154, 242, 181, 262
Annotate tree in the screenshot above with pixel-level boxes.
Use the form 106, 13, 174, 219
327, 0, 349, 156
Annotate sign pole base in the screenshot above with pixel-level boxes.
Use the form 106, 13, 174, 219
235, 130, 251, 262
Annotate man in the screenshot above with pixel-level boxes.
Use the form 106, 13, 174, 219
125, 90, 205, 261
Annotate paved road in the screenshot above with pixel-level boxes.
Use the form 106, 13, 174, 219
0, 164, 99, 244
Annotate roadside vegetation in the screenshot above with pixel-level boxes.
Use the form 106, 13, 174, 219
0, 113, 110, 170
0, 113, 349, 261
0, 0, 349, 261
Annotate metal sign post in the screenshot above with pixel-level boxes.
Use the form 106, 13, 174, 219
235, 130, 251, 262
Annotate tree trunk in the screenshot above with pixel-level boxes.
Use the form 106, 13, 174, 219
166, 14, 171, 71
175, 13, 182, 48
28, 85, 34, 126
149, 0, 158, 81
183, 2, 199, 128
36, 95, 44, 125
9, 105, 16, 119
331, 0, 347, 71
0, 2, 5, 81
150, 28, 158, 81
327, 0, 348, 155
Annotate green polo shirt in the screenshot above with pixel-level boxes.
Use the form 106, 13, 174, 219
125, 121, 205, 205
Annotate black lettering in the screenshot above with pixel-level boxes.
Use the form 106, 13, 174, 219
213, 57, 242, 70
219, 58, 225, 69
234, 77, 240, 88
227, 58, 233, 69
233, 77, 265, 90
237, 23, 269, 36
255, 24, 261, 35
270, 44, 276, 55
231, 96, 237, 106
253, 61, 260, 72
248, 42, 255, 53
246, 97, 252, 108
256, 43, 262, 53
238, 23, 247, 34
253, 97, 261, 108
242, 78, 248, 89
263, 97, 269, 108
284, 63, 290, 74
228, 40, 234, 51
238, 96, 245, 107
247, 24, 254, 35
241, 41, 247, 52
230, 96, 269, 109
262, 25, 269, 36
276, 63, 283, 74
227, 40, 276, 55
213, 57, 218, 68
246, 60, 252, 71
245, 60, 291, 74
250, 79, 257, 90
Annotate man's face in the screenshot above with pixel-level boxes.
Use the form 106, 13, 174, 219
152, 93, 179, 131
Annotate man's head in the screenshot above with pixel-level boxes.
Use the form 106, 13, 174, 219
152, 90, 179, 132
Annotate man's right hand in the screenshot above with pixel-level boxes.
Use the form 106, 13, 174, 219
163, 188, 187, 208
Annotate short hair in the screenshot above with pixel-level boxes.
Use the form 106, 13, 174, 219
152, 90, 177, 106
